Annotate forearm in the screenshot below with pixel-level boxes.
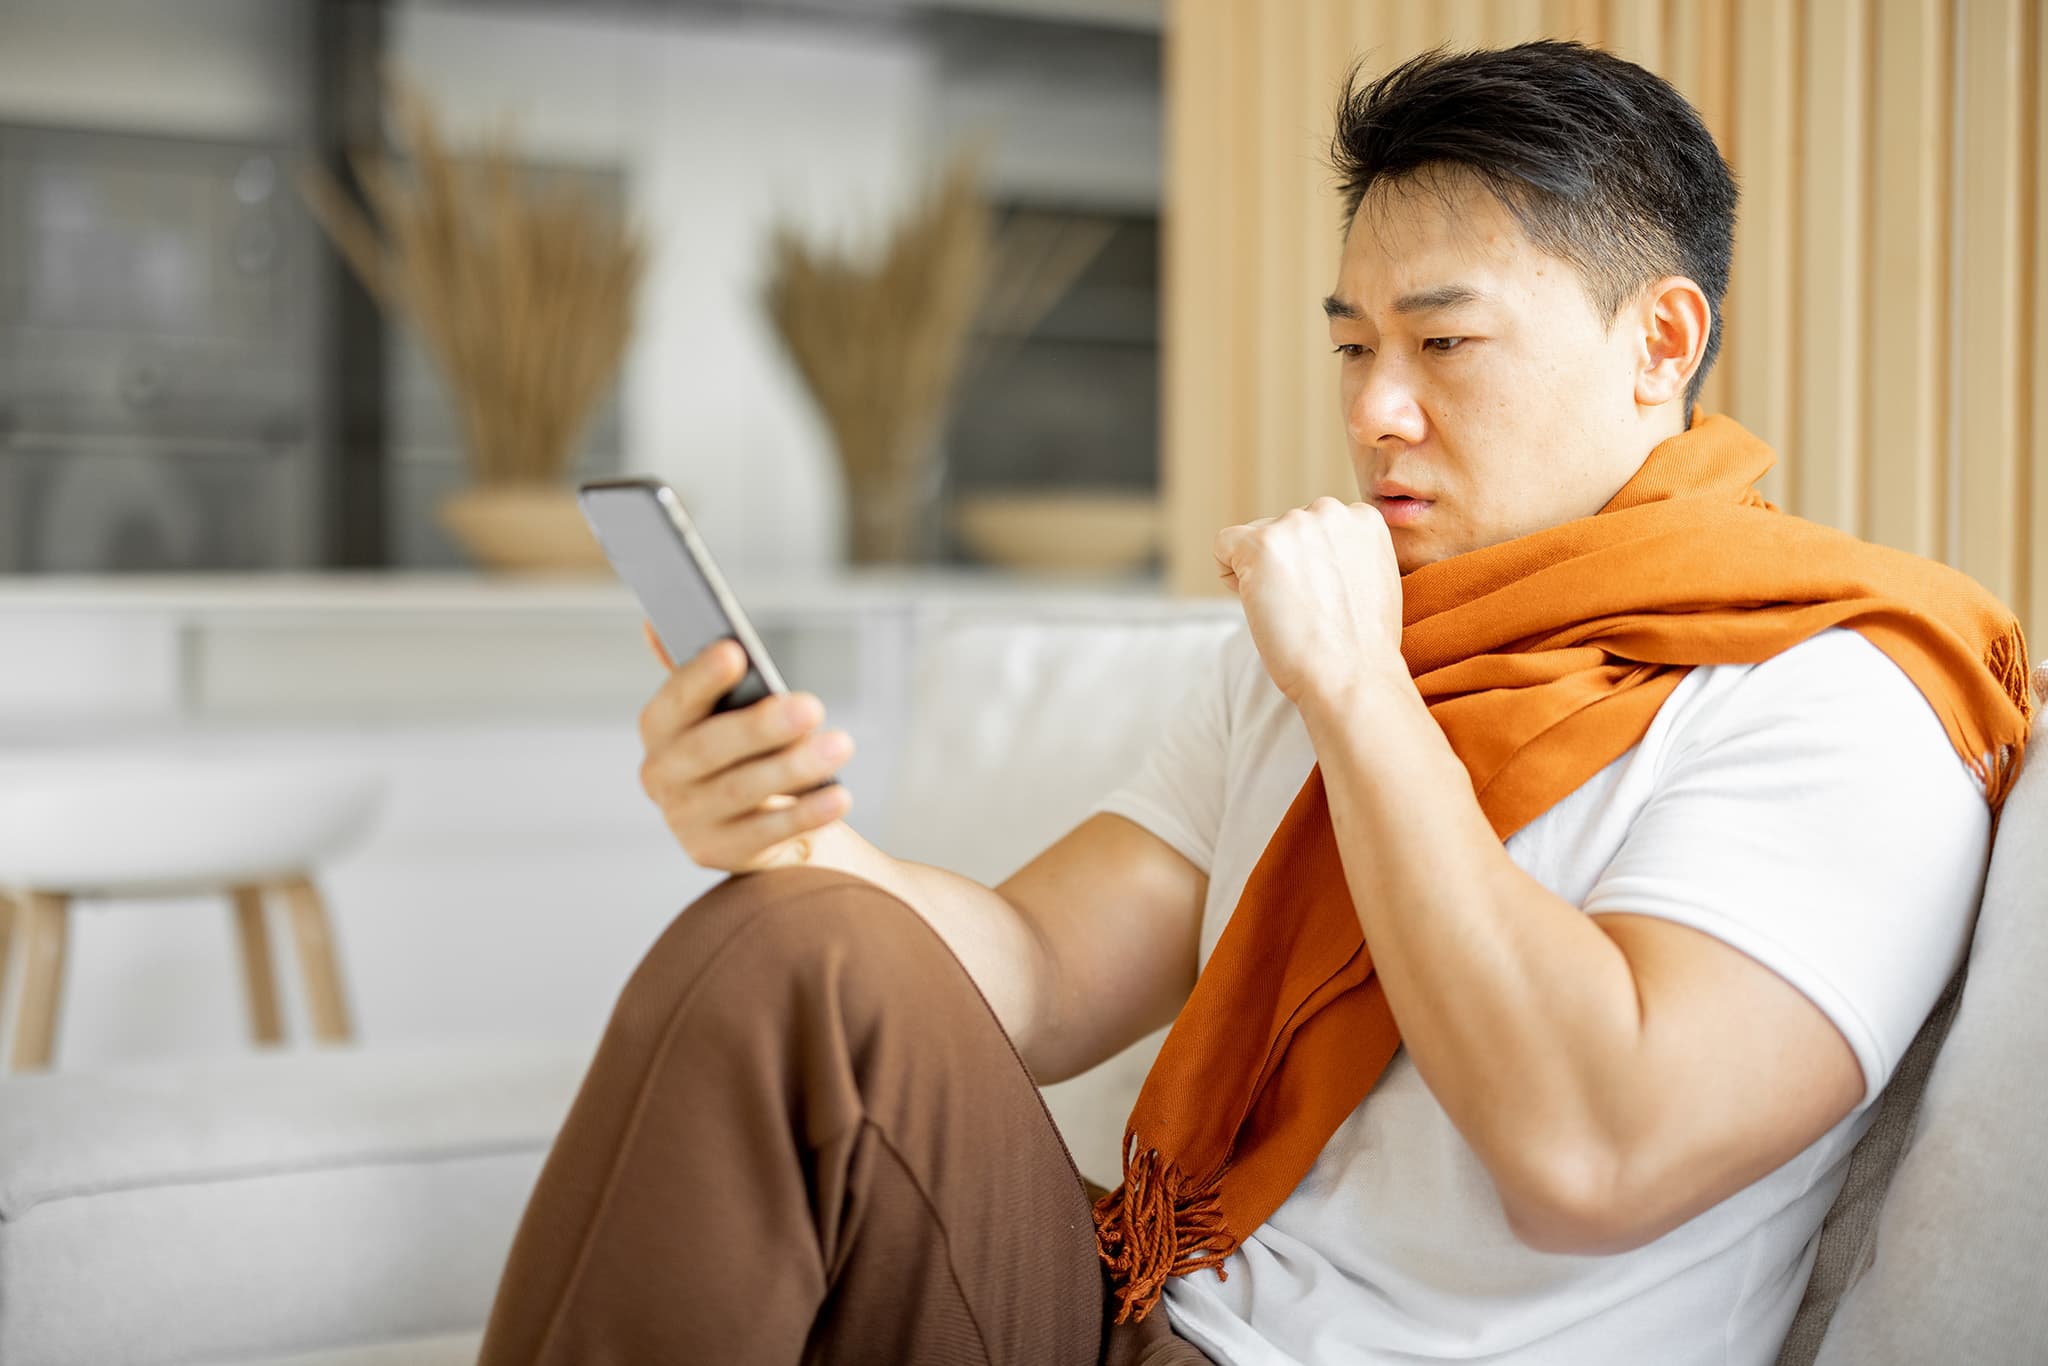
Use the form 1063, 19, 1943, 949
1298, 673, 1648, 1232
799, 820, 1061, 1070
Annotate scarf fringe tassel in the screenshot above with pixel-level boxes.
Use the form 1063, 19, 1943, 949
1987, 623, 2035, 721
1973, 622, 2035, 810
1093, 1134, 1235, 1325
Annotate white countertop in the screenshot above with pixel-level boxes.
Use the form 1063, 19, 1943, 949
0, 570, 1233, 728
0, 568, 1192, 619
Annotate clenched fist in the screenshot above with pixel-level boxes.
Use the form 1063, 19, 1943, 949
1213, 496, 1407, 707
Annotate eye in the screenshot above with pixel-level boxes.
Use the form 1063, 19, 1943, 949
1423, 336, 1466, 353
1332, 344, 1372, 359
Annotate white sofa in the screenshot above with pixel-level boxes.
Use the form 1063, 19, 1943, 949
1, 603, 2042, 1365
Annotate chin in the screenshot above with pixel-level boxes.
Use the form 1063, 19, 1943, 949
1393, 524, 1481, 575
1391, 536, 1438, 576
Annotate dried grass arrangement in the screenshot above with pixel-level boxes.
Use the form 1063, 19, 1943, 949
764, 153, 990, 561
300, 75, 645, 488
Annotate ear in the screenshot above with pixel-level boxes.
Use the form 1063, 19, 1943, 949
1632, 276, 1712, 411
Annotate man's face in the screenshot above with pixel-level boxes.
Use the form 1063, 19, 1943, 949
1325, 170, 1670, 574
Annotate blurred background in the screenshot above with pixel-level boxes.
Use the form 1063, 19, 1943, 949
0, 0, 1165, 580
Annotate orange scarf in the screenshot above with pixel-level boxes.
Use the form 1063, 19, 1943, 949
1095, 414, 2034, 1322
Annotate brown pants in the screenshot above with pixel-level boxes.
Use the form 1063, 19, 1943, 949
478, 865, 1214, 1366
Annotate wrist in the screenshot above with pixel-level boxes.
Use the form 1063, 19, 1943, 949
803, 816, 877, 876
1294, 654, 1414, 727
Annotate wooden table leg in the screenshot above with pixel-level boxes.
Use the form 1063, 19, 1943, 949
280, 876, 354, 1043
230, 885, 285, 1045
0, 891, 14, 1021
12, 892, 70, 1072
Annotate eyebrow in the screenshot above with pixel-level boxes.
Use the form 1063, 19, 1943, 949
1321, 283, 1492, 320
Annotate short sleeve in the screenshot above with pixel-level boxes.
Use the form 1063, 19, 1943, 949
1583, 630, 1994, 1105
1088, 629, 1239, 877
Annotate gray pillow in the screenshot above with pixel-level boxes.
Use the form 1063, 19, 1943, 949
1772, 963, 1967, 1364
1795, 667, 2048, 1363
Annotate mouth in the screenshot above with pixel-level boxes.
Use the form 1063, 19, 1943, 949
1373, 494, 1433, 527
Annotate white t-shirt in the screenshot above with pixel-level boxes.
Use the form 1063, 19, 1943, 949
1090, 626, 1993, 1366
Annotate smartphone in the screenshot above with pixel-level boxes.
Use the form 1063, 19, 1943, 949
578, 478, 788, 715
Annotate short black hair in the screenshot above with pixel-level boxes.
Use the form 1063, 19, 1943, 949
1331, 40, 1737, 409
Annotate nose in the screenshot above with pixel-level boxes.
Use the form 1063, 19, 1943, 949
1344, 355, 1428, 451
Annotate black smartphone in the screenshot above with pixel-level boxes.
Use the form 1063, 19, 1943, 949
578, 477, 788, 715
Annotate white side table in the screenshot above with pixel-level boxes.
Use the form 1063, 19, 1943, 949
0, 756, 382, 1070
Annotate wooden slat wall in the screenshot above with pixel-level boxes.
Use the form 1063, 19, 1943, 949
1867, 0, 1950, 561
1727, 0, 1800, 509
2032, 1, 2048, 642
1954, 0, 2029, 622
1794, 0, 1866, 533
1161, 0, 2047, 656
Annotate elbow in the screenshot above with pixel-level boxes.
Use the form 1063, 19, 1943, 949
1496, 1141, 1659, 1257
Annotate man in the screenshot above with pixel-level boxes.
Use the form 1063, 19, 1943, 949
479, 41, 2029, 1366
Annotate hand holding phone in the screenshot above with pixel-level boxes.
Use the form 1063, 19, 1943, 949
581, 479, 785, 714
633, 634, 853, 872
581, 479, 853, 871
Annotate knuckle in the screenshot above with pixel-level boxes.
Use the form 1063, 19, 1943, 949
681, 824, 734, 870
749, 698, 790, 744
663, 783, 704, 828
678, 662, 720, 708
708, 766, 750, 814
773, 751, 809, 792
670, 724, 712, 776
767, 801, 811, 839
790, 744, 835, 787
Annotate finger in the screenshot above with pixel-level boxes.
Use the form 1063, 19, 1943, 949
637, 638, 749, 747
1212, 534, 1243, 587
647, 688, 828, 794
1213, 524, 1254, 575
709, 782, 852, 861
642, 620, 676, 671
691, 726, 853, 820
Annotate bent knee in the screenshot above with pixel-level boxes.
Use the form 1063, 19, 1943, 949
666, 866, 917, 961
618, 866, 966, 1031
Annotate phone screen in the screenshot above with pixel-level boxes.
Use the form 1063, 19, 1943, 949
580, 481, 781, 714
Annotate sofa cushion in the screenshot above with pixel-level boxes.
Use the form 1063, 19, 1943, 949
0, 1042, 584, 1366
882, 602, 1240, 1185
253, 1330, 483, 1365
883, 601, 1241, 886
1798, 667, 2048, 1363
